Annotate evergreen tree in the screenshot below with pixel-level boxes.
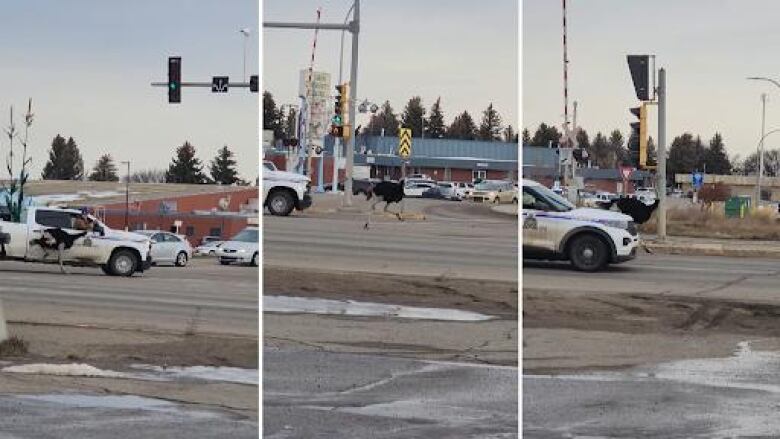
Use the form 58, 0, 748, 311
647, 136, 658, 166
608, 129, 627, 166
477, 103, 502, 141
703, 132, 732, 174
667, 133, 706, 180
522, 128, 531, 145
401, 96, 426, 138
589, 132, 612, 169
447, 111, 477, 140
88, 154, 119, 182
209, 145, 240, 185
165, 141, 207, 184
283, 106, 298, 139
503, 125, 518, 143
365, 101, 399, 137
426, 97, 446, 138
530, 123, 562, 147
575, 128, 590, 150
262, 91, 284, 139
42, 135, 84, 180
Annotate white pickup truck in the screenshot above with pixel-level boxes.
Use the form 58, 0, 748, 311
0, 206, 153, 276
262, 161, 312, 216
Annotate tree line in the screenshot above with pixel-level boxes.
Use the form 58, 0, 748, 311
523, 123, 733, 178
40, 134, 245, 185
264, 91, 518, 143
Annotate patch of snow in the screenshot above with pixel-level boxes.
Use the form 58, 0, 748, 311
264, 295, 495, 321
131, 365, 258, 385
2, 363, 125, 378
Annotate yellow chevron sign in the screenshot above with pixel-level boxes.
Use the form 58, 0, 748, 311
398, 128, 412, 159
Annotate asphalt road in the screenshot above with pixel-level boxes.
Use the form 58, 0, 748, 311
0, 393, 257, 439
264, 349, 518, 439
264, 199, 517, 282
524, 252, 780, 437
524, 252, 780, 304
0, 257, 258, 336
264, 199, 518, 437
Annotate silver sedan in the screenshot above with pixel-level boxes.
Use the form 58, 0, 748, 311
133, 230, 193, 267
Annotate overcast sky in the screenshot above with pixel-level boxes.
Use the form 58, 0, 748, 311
263, 0, 517, 136
524, 0, 780, 162
0, 0, 258, 181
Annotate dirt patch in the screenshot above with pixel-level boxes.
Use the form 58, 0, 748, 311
524, 290, 780, 373
3, 323, 258, 370
0, 336, 28, 358
263, 267, 518, 319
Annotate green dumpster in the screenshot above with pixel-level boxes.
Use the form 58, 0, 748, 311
725, 196, 751, 218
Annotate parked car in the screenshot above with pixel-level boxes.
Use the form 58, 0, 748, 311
218, 227, 259, 266
195, 240, 223, 256
200, 235, 222, 246
435, 182, 462, 200
454, 182, 475, 199
133, 230, 193, 267
471, 180, 518, 204
404, 181, 437, 197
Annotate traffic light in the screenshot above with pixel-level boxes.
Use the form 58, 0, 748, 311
627, 55, 649, 101
250, 75, 258, 93
168, 57, 181, 104
629, 103, 648, 168
333, 84, 345, 127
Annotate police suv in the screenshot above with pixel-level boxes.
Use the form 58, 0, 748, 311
522, 179, 639, 271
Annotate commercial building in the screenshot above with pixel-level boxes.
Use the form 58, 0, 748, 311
265, 135, 518, 184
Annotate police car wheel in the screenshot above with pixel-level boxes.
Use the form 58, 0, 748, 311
175, 251, 188, 267
569, 234, 608, 272
267, 191, 295, 216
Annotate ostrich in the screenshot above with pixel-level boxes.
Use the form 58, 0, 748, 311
364, 179, 406, 229
31, 228, 88, 274
598, 197, 660, 225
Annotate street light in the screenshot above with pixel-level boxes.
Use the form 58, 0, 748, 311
747, 77, 777, 206
121, 161, 130, 231
240, 28, 251, 82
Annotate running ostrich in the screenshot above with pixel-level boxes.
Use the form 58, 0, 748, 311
364, 179, 406, 229
31, 228, 88, 274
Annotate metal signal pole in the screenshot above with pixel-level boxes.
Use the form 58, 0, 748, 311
657, 68, 667, 240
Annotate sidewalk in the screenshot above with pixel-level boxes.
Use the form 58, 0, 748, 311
643, 234, 780, 259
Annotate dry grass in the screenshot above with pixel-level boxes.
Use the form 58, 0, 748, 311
640, 205, 780, 240
0, 336, 29, 357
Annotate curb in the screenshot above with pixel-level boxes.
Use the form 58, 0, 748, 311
644, 241, 780, 259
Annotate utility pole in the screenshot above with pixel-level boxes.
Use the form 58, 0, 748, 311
657, 68, 667, 241
121, 160, 130, 231
757, 93, 767, 207
344, 0, 360, 207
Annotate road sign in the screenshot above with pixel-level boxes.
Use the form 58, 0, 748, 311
212, 76, 229, 93
692, 172, 703, 189
398, 128, 412, 159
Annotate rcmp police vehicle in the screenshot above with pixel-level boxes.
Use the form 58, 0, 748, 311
522, 179, 639, 271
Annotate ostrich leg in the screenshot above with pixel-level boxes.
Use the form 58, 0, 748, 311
365, 199, 382, 229
57, 242, 68, 274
